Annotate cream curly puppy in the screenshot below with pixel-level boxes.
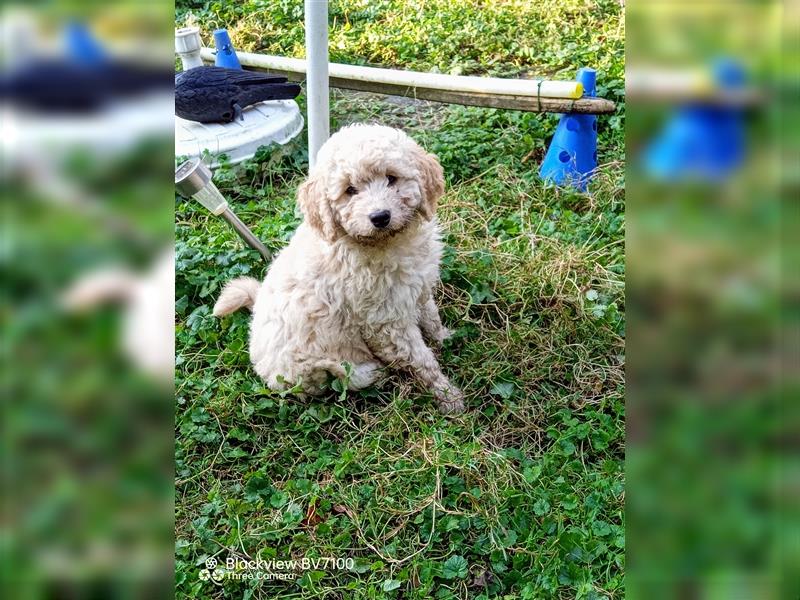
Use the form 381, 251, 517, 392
214, 124, 464, 414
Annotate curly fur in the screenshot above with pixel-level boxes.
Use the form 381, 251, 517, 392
214, 125, 464, 413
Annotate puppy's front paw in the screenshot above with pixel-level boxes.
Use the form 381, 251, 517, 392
430, 326, 453, 347
435, 385, 465, 415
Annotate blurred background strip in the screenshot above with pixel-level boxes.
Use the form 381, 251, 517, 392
626, 0, 796, 598
2, 2, 175, 599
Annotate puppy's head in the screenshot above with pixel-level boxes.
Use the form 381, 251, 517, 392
297, 125, 444, 244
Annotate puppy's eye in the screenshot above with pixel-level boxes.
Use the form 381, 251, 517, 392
387, 174, 397, 185
345, 186, 357, 196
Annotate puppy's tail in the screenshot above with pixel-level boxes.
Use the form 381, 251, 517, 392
213, 277, 261, 317
61, 268, 137, 311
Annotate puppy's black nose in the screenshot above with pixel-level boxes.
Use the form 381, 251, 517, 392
369, 210, 391, 229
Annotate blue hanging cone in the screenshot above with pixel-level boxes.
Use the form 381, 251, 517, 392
643, 58, 745, 181
213, 29, 242, 69
539, 68, 598, 191
64, 22, 107, 66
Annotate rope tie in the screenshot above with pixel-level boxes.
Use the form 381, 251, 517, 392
536, 79, 543, 112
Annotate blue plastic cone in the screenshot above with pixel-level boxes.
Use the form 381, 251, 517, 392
65, 22, 107, 66
643, 58, 745, 181
539, 68, 598, 191
213, 29, 242, 69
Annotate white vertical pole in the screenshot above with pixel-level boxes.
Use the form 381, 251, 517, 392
305, 0, 329, 169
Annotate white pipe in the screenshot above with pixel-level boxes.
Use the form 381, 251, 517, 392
626, 67, 712, 96
304, 0, 330, 169
175, 27, 204, 71
198, 47, 584, 99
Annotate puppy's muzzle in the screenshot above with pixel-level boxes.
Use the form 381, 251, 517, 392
369, 210, 391, 229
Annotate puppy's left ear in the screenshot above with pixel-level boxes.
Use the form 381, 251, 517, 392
297, 172, 341, 242
413, 146, 445, 220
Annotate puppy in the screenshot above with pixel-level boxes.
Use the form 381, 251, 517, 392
214, 124, 464, 414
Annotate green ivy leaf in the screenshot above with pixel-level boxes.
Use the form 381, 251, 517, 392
441, 555, 469, 579
592, 520, 612, 537
533, 498, 550, 516
382, 579, 401, 591
523, 465, 542, 483
270, 490, 288, 508
490, 381, 515, 399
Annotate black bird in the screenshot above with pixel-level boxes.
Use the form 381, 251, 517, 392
174, 66, 301, 123
0, 58, 173, 114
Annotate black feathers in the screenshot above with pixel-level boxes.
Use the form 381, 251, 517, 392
174, 66, 302, 123
1, 59, 173, 114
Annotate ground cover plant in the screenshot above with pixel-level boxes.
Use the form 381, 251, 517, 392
175, 1, 624, 598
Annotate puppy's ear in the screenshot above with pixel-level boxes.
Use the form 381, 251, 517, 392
297, 173, 341, 242
413, 147, 445, 220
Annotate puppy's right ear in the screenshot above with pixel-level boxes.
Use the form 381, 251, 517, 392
297, 173, 341, 242
413, 147, 445, 221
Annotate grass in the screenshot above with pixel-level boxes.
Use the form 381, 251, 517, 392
175, 1, 624, 598
5, 138, 176, 597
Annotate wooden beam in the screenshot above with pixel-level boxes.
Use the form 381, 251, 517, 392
331, 75, 617, 114
244, 67, 617, 114
626, 89, 765, 108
